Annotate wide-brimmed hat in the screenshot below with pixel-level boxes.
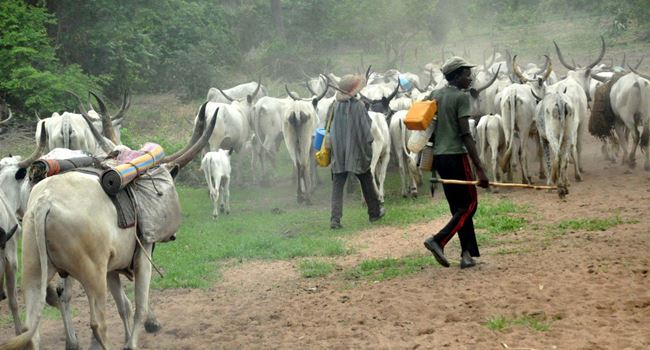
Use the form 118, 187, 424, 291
335, 74, 365, 101
441, 56, 475, 76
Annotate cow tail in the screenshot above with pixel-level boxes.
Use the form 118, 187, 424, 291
0, 206, 50, 350
477, 117, 488, 164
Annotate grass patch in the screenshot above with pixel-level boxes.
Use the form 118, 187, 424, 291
298, 259, 335, 278
485, 313, 553, 332
0, 306, 76, 327
485, 315, 509, 331
557, 217, 625, 232
545, 216, 634, 238
346, 255, 437, 282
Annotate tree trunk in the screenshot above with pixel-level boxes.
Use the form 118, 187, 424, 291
270, 0, 286, 40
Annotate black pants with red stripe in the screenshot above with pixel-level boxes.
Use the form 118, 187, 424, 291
432, 154, 480, 257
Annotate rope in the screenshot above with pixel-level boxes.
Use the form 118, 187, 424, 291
134, 230, 165, 279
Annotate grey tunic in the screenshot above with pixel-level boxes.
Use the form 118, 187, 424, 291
329, 98, 374, 174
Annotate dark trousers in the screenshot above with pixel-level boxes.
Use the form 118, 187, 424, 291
432, 154, 480, 257
331, 170, 381, 223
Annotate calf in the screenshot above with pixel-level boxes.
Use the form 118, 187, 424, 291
476, 114, 506, 182
201, 149, 233, 219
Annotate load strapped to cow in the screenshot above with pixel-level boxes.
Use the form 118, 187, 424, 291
28, 143, 180, 244
589, 73, 625, 140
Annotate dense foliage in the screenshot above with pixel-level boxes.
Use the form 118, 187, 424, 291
1, 0, 647, 122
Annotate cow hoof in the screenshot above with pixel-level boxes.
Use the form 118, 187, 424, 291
0, 291, 6, 301
145, 319, 161, 333
212, 215, 219, 220
225, 210, 231, 215
65, 342, 81, 350
575, 175, 583, 182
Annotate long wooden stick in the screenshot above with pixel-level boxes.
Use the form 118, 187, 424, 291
430, 177, 558, 190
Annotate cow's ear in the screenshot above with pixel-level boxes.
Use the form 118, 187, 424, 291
469, 88, 479, 98
15, 167, 27, 180
247, 95, 253, 104
537, 77, 543, 88
311, 98, 318, 109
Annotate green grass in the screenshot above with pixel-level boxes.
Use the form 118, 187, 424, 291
545, 216, 635, 238
485, 315, 509, 331
485, 313, 554, 333
0, 306, 76, 327
346, 255, 438, 282
298, 259, 335, 278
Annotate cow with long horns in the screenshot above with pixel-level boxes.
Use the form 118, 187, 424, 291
0, 104, 217, 350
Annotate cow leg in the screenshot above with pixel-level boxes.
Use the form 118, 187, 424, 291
211, 180, 220, 220
378, 151, 390, 202
628, 125, 640, 168
5, 260, 23, 335
518, 127, 532, 184
222, 176, 231, 214
107, 272, 133, 344
82, 266, 110, 350
124, 243, 154, 350
57, 278, 80, 350
571, 144, 583, 181
614, 122, 630, 165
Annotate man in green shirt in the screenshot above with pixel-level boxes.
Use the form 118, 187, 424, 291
423, 57, 490, 269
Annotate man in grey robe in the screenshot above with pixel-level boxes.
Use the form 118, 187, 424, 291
328, 74, 385, 229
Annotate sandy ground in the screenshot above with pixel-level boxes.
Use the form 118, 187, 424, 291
1, 135, 650, 349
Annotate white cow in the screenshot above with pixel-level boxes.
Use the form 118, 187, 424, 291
207, 80, 268, 104
251, 96, 292, 184
477, 114, 506, 183
204, 81, 262, 153
282, 100, 318, 204
36, 91, 129, 154
201, 149, 232, 219
368, 111, 391, 203
389, 110, 421, 198
0, 105, 217, 350
498, 83, 540, 184
535, 91, 579, 197
610, 69, 650, 169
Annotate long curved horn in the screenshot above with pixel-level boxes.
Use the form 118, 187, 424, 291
475, 64, 501, 93
217, 87, 235, 102
250, 78, 262, 99
312, 76, 330, 104
89, 91, 119, 145
385, 81, 400, 102
285, 85, 301, 101
553, 40, 576, 70
628, 65, 650, 81
112, 90, 131, 121
17, 120, 47, 168
529, 87, 542, 102
305, 80, 318, 96
171, 107, 218, 169
512, 55, 529, 83
590, 73, 609, 83
68, 90, 114, 154
365, 65, 372, 81
79, 109, 114, 154
162, 102, 208, 163
585, 36, 606, 70
634, 55, 645, 70
541, 55, 553, 81
34, 110, 41, 122
0, 108, 12, 125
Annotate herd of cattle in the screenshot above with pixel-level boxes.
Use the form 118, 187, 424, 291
1, 36, 649, 348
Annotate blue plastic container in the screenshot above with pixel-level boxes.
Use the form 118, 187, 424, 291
313, 128, 326, 150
